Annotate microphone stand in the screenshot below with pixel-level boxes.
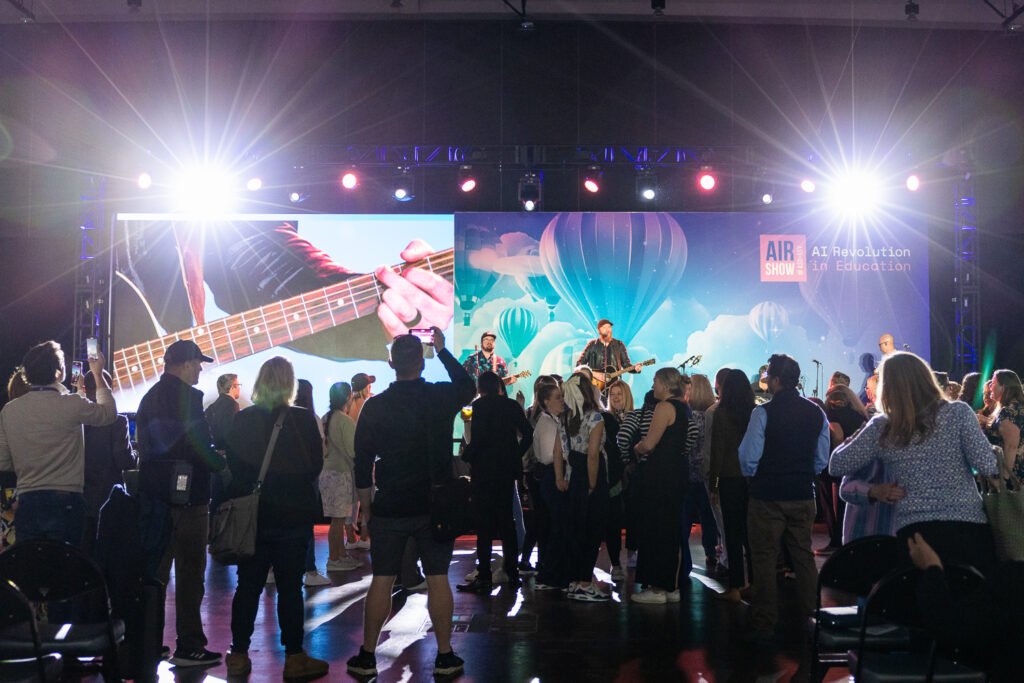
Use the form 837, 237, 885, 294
811, 359, 823, 398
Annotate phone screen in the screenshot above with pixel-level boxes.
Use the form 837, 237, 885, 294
410, 328, 433, 344
71, 361, 83, 381
86, 337, 98, 360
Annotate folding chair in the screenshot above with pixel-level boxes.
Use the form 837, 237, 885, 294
809, 534, 909, 682
0, 579, 62, 682
849, 565, 986, 683
0, 542, 125, 682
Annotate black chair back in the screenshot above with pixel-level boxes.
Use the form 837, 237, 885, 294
0, 541, 108, 608
817, 534, 902, 602
0, 579, 51, 682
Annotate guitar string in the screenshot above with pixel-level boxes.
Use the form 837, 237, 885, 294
115, 252, 454, 387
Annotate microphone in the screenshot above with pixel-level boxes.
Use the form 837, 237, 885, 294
692, 355, 702, 366
902, 344, 910, 350
811, 359, 822, 365
677, 355, 696, 369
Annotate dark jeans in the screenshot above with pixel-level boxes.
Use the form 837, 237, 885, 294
16, 490, 86, 547
718, 476, 751, 588
231, 526, 309, 655
520, 470, 548, 568
680, 480, 719, 581
472, 478, 519, 581
634, 459, 685, 592
816, 471, 844, 547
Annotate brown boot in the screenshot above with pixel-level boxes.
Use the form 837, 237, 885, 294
225, 651, 251, 677
283, 652, 329, 681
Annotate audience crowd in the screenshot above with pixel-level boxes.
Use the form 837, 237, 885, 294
1, 330, 1022, 681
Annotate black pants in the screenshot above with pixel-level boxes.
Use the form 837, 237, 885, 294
566, 451, 609, 583
604, 493, 624, 568
718, 476, 751, 588
816, 471, 844, 547
537, 467, 568, 588
521, 468, 549, 569
472, 478, 519, 581
635, 457, 686, 592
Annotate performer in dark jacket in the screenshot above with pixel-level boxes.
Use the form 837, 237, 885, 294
576, 319, 641, 386
457, 371, 533, 592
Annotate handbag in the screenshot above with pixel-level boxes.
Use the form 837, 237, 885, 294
982, 463, 1024, 562
209, 410, 286, 565
429, 475, 473, 543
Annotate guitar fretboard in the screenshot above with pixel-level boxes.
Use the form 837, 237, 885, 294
113, 248, 454, 392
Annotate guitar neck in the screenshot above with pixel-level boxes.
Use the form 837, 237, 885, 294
113, 248, 454, 393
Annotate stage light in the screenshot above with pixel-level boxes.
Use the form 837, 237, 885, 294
340, 171, 359, 190
136, 172, 152, 190
518, 172, 542, 211
458, 165, 477, 193
636, 167, 658, 201
245, 177, 263, 192
288, 191, 308, 204
827, 170, 884, 218
697, 168, 717, 192
906, 174, 921, 191
761, 192, 774, 205
392, 166, 414, 202
171, 165, 237, 216
800, 179, 816, 193
583, 166, 602, 194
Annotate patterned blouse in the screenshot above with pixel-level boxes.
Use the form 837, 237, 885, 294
830, 400, 998, 530
566, 411, 605, 483
994, 401, 1024, 480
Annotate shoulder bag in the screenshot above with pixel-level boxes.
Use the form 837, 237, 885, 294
209, 410, 287, 565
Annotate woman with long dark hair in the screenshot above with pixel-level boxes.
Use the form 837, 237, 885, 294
631, 367, 692, 604
831, 352, 999, 575
990, 369, 1024, 482
708, 369, 755, 601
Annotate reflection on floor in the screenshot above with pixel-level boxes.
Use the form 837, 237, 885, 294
75, 525, 854, 682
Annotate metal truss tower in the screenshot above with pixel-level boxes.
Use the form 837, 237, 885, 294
72, 177, 108, 364
952, 172, 979, 378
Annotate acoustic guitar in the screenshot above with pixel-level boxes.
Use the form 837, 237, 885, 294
592, 358, 656, 391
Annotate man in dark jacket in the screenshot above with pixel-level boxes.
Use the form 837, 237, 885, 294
135, 339, 225, 667
204, 373, 240, 514
738, 353, 830, 643
347, 327, 474, 680
457, 371, 533, 593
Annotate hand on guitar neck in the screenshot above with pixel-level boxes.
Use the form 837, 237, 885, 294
592, 359, 656, 391
502, 370, 532, 386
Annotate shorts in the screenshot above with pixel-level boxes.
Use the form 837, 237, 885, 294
318, 470, 354, 519
367, 514, 454, 576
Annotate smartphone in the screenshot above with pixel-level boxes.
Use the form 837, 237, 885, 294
86, 337, 99, 361
71, 361, 83, 382
410, 328, 433, 344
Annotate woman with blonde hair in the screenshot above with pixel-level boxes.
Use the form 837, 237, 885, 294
990, 369, 1024, 481
631, 367, 693, 603
830, 352, 999, 575
224, 357, 328, 679
680, 374, 721, 581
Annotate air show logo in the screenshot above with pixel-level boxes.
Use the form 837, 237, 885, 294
760, 235, 806, 282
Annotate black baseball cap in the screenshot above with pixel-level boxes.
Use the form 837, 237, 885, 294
351, 373, 376, 392
163, 339, 213, 365
597, 318, 613, 329
481, 331, 497, 343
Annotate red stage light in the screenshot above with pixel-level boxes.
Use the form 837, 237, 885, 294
698, 172, 716, 191
460, 178, 477, 193
341, 172, 359, 190
584, 178, 600, 193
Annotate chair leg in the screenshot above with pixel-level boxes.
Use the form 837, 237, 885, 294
100, 645, 120, 683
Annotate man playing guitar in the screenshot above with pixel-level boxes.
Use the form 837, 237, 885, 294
577, 319, 642, 389
462, 331, 524, 386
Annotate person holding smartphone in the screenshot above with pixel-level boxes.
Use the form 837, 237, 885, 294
0, 340, 117, 547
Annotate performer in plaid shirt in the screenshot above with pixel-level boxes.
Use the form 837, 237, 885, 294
462, 331, 509, 382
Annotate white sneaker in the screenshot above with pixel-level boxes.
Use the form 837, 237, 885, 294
666, 590, 680, 603
326, 557, 363, 571
265, 569, 275, 585
463, 568, 478, 582
347, 539, 371, 550
611, 566, 625, 581
303, 570, 331, 587
631, 589, 667, 604
567, 584, 610, 602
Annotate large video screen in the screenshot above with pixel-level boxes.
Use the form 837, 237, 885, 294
454, 212, 929, 404
111, 213, 454, 413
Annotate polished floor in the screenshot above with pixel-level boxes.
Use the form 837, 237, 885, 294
77, 524, 853, 683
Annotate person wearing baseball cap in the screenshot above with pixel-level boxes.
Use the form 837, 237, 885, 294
576, 319, 642, 390
462, 330, 509, 384
345, 373, 377, 424
134, 337, 224, 667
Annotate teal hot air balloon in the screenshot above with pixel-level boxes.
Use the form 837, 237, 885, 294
496, 306, 538, 359
538, 213, 688, 344
455, 223, 502, 326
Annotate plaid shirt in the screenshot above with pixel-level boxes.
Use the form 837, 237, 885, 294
462, 351, 508, 379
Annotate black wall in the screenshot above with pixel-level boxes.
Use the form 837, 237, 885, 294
2, 18, 1023, 396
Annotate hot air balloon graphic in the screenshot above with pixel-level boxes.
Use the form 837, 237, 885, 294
538, 213, 688, 345
514, 272, 561, 321
748, 301, 789, 344
496, 305, 538, 360
455, 224, 501, 326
